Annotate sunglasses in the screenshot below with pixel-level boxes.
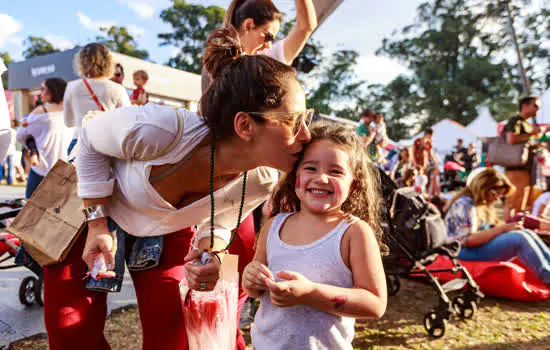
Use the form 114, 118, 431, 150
248, 109, 314, 136
262, 29, 275, 43
490, 189, 505, 199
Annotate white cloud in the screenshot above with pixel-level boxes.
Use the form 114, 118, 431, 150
44, 35, 74, 50
0, 14, 23, 48
116, 0, 170, 18
127, 24, 145, 38
77, 12, 116, 31
354, 55, 411, 85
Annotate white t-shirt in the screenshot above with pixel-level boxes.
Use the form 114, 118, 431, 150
0, 60, 11, 162
16, 111, 72, 176
533, 192, 550, 217
63, 78, 131, 139
77, 103, 278, 239
0, 60, 9, 130
257, 40, 288, 64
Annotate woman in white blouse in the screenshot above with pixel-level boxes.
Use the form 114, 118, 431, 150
16, 78, 71, 198
63, 43, 131, 154
44, 27, 313, 349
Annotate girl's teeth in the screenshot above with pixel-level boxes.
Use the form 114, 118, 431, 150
311, 189, 328, 195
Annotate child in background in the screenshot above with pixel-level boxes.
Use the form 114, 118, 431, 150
131, 70, 149, 105
370, 113, 389, 163
243, 122, 387, 350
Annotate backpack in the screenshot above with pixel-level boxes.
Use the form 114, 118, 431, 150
388, 187, 448, 257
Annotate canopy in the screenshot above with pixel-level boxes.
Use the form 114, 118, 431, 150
539, 88, 550, 124
408, 118, 480, 155
467, 106, 498, 137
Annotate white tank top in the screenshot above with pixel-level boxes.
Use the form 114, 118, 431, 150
251, 212, 357, 350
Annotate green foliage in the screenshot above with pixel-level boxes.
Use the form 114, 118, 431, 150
1, 52, 12, 87
306, 50, 364, 117
96, 26, 149, 60
158, 0, 225, 74
22, 36, 59, 59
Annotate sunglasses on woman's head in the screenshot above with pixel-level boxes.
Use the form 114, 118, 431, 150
248, 109, 314, 136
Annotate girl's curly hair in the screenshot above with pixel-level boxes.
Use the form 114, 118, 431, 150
270, 121, 385, 250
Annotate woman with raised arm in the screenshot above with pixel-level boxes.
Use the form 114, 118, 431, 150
202, 0, 317, 91
43, 27, 312, 350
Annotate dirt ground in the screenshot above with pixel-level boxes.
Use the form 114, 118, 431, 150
11, 276, 549, 350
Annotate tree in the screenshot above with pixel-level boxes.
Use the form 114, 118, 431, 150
96, 26, 149, 60
306, 50, 365, 118
375, 0, 545, 127
158, 0, 225, 74
1, 52, 12, 87
22, 36, 59, 59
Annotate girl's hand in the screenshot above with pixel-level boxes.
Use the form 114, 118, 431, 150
82, 219, 116, 279
243, 261, 274, 293
265, 271, 315, 307
183, 249, 221, 292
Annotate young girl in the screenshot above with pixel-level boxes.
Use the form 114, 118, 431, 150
243, 122, 387, 350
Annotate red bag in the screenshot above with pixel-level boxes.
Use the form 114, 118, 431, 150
427, 255, 550, 301
506, 213, 541, 230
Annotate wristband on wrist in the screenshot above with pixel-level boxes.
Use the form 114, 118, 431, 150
82, 205, 108, 222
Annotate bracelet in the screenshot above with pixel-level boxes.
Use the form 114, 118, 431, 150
82, 205, 108, 222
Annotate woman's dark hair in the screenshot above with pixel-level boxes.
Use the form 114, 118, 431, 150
223, 0, 283, 29
519, 96, 537, 112
200, 27, 297, 141
43, 78, 67, 104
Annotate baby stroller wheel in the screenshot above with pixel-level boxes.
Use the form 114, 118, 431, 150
424, 311, 447, 338
18, 276, 37, 306
35, 276, 44, 306
386, 274, 400, 296
452, 296, 476, 320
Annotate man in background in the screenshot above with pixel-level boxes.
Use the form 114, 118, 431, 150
502, 96, 542, 219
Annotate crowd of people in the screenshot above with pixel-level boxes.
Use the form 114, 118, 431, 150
357, 97, 550, 289
0, 0, 549, 349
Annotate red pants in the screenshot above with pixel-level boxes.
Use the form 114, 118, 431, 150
44, 215, 256, 350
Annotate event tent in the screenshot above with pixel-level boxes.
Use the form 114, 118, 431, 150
539, 88, 550, 124
467, 106, 499, 137
404, 118, 480, 157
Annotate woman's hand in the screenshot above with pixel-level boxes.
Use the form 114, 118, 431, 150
82, 218, 116, 279
264, 270, 315, 307
243, 261, 274, 294
498, 221, 524, 235
183, 249, 222, 291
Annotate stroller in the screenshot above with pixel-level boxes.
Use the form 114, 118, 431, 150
378, 169, 483, 338
0, 199, 44, 306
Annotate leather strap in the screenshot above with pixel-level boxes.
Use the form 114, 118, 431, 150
83, 78, 105, 111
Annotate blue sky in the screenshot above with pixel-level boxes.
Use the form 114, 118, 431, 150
1, 0, 433, 85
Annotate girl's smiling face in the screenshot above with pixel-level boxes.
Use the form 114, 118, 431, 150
295, 139, 354, 215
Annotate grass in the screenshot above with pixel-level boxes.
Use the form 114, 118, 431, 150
11, 278, 550, 350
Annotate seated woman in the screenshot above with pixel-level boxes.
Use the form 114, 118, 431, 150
444, 168, 550, 285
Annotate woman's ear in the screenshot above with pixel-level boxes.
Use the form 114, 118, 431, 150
242, 18, 254, 32
234, 111, 253, 142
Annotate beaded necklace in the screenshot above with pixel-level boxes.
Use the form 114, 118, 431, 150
208, 138, 247, 252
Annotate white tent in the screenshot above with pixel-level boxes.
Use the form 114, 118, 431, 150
407, 118, 480, 156
539, 88, 550, 124
467, 106, 499, 137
